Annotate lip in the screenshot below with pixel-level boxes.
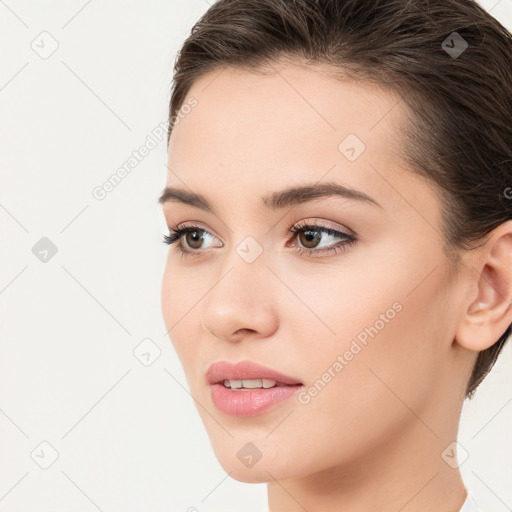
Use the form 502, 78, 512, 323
206, 360, 304, 417
206, 360, 303, 386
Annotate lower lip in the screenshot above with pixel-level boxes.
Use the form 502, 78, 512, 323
210, 383, 303, 417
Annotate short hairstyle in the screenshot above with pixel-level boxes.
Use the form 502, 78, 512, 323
166, 0, 512, 399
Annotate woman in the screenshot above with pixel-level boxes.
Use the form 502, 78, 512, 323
159, 0, 512, 510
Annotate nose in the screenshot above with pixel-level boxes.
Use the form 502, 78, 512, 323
200, 255, 279, 343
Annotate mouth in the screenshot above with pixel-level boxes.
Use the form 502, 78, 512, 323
218, 378, 303, 390
206, 359, 303, 387
206, 360, 304, 417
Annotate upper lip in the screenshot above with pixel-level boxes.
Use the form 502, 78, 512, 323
206, 360, 303, 386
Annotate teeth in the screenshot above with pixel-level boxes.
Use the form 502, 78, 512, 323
222, 378, 277, 389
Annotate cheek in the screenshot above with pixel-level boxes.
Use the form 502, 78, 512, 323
305, 304, 441, 465
285, 236, 448, 369
161, 261, 179, 329
161, 259, 201, 363
284, 251, 447, 432
161, 255, 205, 323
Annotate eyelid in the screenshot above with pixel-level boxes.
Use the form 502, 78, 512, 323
173, 221, 222, 242
288, 217, 356, 237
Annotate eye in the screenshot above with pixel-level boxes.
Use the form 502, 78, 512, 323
162, 220, 357, 258
162, 222, 221, 258
287, 220, 356, 257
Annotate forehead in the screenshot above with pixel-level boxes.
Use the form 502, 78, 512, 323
166, 61, 421, 213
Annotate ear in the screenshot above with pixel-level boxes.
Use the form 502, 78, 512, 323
455, 220, 512, 352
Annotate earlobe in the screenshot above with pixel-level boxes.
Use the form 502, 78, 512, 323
455, 221, 512, 352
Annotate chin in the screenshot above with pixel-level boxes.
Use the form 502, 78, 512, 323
228, 468, 272, 484
211, 443, 308, 483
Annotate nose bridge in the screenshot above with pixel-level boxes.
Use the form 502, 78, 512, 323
207, 237, 269, 312
200, 235, 278, 341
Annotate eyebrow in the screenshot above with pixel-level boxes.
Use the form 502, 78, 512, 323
158, 181, 383, 213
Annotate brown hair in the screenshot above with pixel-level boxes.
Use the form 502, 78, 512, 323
166, 0, 512, 399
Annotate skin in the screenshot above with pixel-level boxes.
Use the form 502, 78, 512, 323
160, 59, 512, 512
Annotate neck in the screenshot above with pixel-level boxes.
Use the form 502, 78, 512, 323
267, 400, 468, 512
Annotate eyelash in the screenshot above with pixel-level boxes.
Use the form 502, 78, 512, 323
162, 221, 357, 259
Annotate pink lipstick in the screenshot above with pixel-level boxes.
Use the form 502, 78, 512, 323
206, 360, 303, 417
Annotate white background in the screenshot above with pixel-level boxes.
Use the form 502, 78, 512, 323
0, 1, 511, 511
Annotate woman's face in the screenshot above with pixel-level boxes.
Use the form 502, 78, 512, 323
160, 61, 472, 482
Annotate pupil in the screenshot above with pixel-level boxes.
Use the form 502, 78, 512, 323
187, 231, 203, 248
301, 229, 320, 248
